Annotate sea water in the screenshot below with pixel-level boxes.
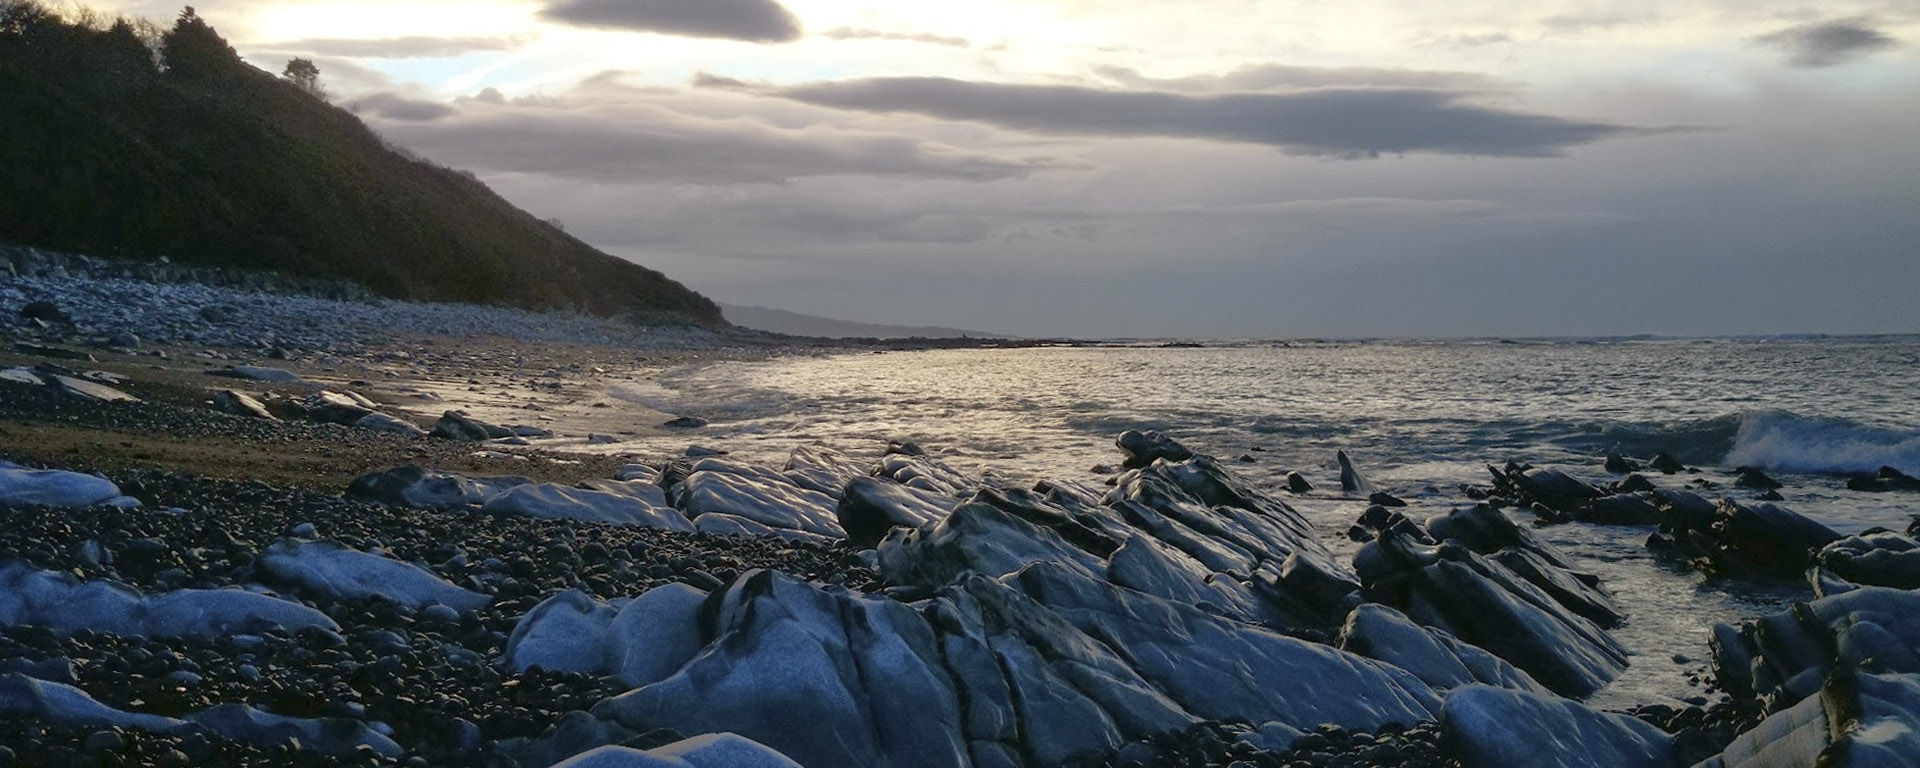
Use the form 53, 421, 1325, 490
608, 336, 1920, 707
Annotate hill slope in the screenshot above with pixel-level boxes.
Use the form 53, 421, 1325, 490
719, 303, 1005, 339
0, 7, 721, 323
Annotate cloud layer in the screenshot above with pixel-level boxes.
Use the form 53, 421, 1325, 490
1754, 17, 1899, 67
541, 0, 801, 42
362, 77, 1048, 184
775, 77, 1636, 157
270, 36, 526, 59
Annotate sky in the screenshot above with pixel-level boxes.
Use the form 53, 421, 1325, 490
98, 0, 1920, 338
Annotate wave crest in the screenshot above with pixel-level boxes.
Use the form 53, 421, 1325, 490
1724, 411, 1920, 476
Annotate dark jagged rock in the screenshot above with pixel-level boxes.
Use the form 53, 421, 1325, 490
1116, 430, 1194, 469
1580, 492, 1663, 525
1369, 491, 1408, 508
1490, 463, 1604, 514
1615, 473, 1658, 494
344, 465, 531, 509
1732, 466, 1782, 490
660, 416, 708, 429
1605, 454, 1642, 474
19, 300, 70, 324
204, 365, 305, 384
1285, 471, 1313, 493
1650, 453, 1686, 474
1846, 466, 1920, 493
430, 409, 513, 441
1716, 500, 1840, 579
1337, 449, 1373, 494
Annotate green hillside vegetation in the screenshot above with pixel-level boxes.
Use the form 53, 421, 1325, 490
0, 3, 723, 324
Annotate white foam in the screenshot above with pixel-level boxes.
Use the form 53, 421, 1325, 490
1725, 411, 1920, 476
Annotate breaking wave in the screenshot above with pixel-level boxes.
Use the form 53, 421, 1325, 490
1725, 410, 1920, 476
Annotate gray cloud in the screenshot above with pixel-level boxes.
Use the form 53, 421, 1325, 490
1093, 63, 1506, 92
270, 35, 526, 59
541, 0, 801, 43
369, 86, 1048, 184
776, 78, 1639, 158
821, 27, 970, 48
345, 92, 457, 121
1754, 17, 1898, 67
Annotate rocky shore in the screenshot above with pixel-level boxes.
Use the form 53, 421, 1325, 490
5, 261, 1920, 768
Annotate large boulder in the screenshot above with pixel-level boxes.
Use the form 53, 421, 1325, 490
1656, 498, 1842, 579
1355, 530, 1627, 698
1812, 528, 1920, 593
1709, 587, 1920, 707
505, 584, 709, 688
1440, 685, 1675, 768
1337, 604, 1548, 694
1116, 430, 1194, 469
1697, 670, 1920, 768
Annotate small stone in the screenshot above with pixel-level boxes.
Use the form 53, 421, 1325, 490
290, 522, 318, 538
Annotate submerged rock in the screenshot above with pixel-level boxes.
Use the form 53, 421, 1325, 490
1337, 449, 1373, 494
1846, 466, 1920, 493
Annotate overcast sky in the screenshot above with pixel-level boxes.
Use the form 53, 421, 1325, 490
107, 0, 1919, 338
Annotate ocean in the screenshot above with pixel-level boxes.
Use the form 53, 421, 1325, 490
602, 336, 1920, 707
